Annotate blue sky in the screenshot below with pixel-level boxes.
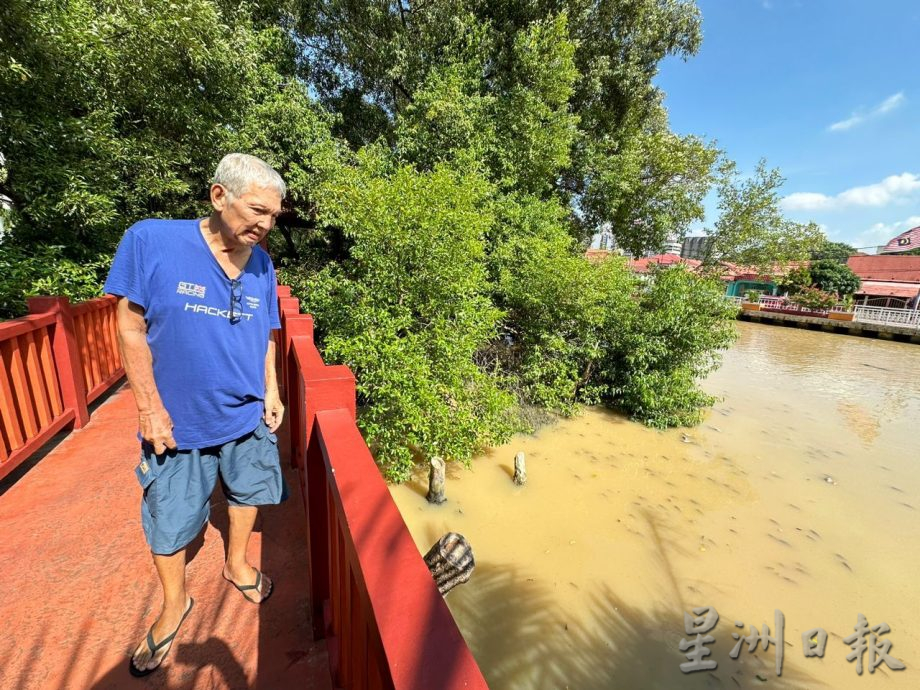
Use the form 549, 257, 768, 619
655, 0, 920, 252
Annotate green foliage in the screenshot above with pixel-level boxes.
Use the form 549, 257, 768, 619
789, 286, 837, 311
0, 1, 320, 255
704, 159, 824, 271
744, 289, 761, 303
603, 266, 738, 427
0, 243, 109, 319
808, 259, 861, 297
298, 0, 715, 250
581, 126, 719, 255
281, 155, 518, 481
490, 197, 636, 412
777, 265, 812, 296
811, 239, 856, 264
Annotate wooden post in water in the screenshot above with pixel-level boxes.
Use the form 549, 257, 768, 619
513, 451, 527, 485
424, 532, 475, 596
427, 455, 446, 504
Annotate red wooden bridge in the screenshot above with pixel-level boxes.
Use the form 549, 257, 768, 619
0, 289, 488, 690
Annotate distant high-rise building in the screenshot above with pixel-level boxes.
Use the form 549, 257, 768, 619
661, 233, 683, 255
681, 235, 713, 261
589, 224, 617, 252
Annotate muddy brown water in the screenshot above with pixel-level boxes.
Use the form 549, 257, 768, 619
390, 321, 919, 689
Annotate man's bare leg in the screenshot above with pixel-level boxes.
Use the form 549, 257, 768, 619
132, 549, 191, 671
223, 505, 271, 602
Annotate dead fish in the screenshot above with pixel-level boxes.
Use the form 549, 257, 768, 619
835, 554, 853, 572
768, 534, 792, 547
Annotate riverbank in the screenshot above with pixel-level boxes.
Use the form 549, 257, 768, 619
739, 308, 920, 344
390, 321, 919, 689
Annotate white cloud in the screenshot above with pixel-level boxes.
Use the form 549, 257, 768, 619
781, 173, 920, 212
828, 92, 905, 132
876, 92, 905, 114
852, 215, 920, 251
782, 191, 834, 211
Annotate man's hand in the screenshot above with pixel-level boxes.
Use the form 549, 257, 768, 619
139, 406, 177, 455
264, 389, 284, 433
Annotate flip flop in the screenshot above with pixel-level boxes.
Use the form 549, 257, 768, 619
129, 597, 195, 677
224, 567, 274, 604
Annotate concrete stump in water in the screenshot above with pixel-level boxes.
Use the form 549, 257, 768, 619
424, 532, 475, 595
513, 451, 527, 485
427, 456, 446, 504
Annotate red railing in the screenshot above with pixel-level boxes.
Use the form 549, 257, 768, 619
276, 286, 488, 690
0, 296, 123, 480
72, 297, 124, 403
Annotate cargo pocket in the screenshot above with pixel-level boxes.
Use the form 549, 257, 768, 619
252, 420, 278, 445
135, 444, 169, 511
135, 455, 156, 492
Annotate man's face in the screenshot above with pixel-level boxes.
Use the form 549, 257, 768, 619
212, 184, 282, 248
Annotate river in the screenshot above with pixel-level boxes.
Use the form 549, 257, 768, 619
389, 321, 919, 689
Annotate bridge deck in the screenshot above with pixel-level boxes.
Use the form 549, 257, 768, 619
0, 383, 331, 690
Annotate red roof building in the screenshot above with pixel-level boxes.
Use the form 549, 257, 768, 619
847, 255, 920, 308
627, 253, 701, 273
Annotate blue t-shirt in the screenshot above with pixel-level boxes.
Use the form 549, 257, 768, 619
104, 218, 281, 449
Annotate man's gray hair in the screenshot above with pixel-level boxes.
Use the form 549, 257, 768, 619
212, 153, 286, 199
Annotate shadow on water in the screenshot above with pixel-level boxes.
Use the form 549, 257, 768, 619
448, 562, 827, 690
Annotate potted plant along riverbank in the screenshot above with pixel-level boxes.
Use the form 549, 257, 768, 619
787, 286, 838, 317
828, 295, 856, 321
741, 289, 761, 311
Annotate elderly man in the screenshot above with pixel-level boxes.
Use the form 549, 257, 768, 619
105, 153, 288, 677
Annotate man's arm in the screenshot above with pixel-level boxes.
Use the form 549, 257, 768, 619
264, 332, 284, 432
115, 297, 177, 454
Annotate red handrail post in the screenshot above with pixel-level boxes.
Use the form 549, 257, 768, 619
283, 314, 312, 468
303, 364, 355, 452
27, 297, 90, 428
302, 365, 356, 640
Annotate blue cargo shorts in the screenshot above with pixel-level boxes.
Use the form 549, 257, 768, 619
134, 418, 288, 555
